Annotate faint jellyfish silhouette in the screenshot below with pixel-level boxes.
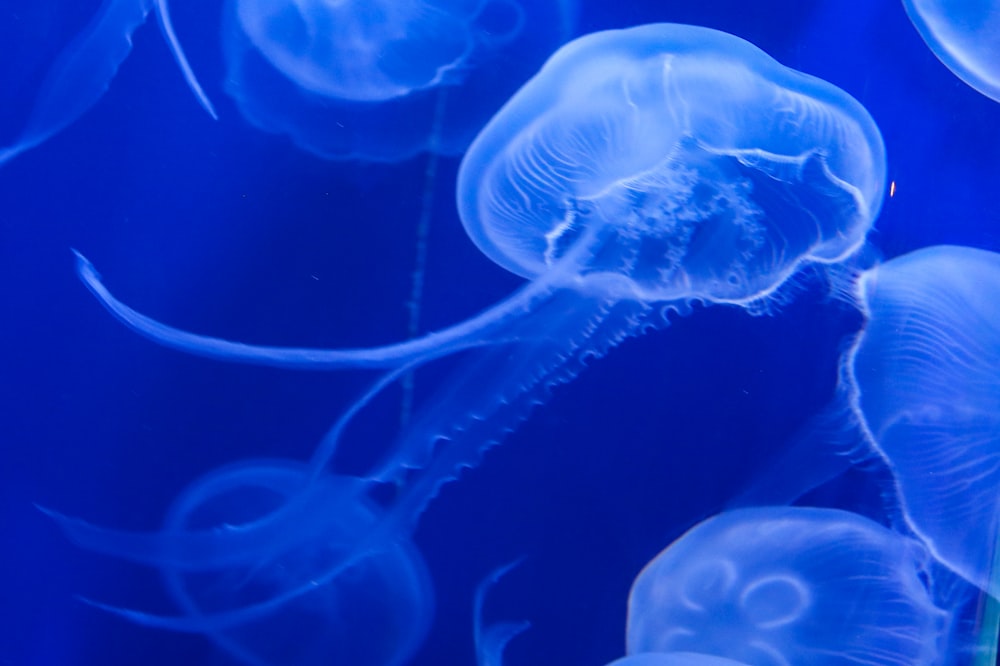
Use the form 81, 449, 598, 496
157, 460, 434, 666
0, 0, 214, 167
902, 0, 1000, 103
75, 22, 887, 380
42, 362, 446, 665
626, 507, 950, 666
841, 244, 1000, 597
219, 0, 576, 161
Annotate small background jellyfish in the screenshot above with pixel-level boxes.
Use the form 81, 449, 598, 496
2, 0, 1000, 665
902, 0, 1000, 104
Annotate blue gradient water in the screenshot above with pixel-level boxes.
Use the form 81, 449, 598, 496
1, 1, 997, 665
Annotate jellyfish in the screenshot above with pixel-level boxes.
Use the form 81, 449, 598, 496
0, 0, 214, 167
839, 245, 1000, 598
626, 506, 951, 666
74, 20, 887, 397
42, 361, 444, 665
221, 0, 577, 161
1, 0, 574, 167
57, 23, 890, 656
72, 21, 885, 508
902, 0, 1000, 103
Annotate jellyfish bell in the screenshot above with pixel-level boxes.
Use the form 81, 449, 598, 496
0, 0, 215, 168
902, 0, 1000, 103
626, 506, 951, 666
221, 0, 572, 161
232, 0, 517, 103
44, 458, 435, 666
842, 244, 1000, 597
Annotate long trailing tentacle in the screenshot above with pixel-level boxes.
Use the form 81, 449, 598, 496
153, 0, 218, 119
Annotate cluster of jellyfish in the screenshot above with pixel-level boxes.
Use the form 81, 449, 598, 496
13, 0, 1000, 665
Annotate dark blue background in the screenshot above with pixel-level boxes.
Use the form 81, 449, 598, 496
1, 1, 997, 665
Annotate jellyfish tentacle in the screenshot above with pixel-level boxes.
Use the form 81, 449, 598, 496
153, 0, 218, 119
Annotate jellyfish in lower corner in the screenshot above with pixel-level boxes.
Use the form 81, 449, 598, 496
0, 0, 214, 167
840, 245, 1000, 598
626, 507, 952, 666
902, 0, 1000, 103
1, 0, 575, 167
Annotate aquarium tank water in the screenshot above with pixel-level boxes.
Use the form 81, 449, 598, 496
1, 1, 998, 665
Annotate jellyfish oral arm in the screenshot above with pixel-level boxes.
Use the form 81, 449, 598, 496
73, 249, 590, 370
153, 0, 218, 119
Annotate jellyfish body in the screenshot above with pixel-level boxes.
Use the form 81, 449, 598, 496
221, 0, 575, 160
74, 22, 885, 499
471, 562, 753, 666
0, 0, 213, 167
843, 245, 1000, 597
77, 22, 886, 372
46, 458, 434, 666
902, 0, 1000, 103
627, 506, 950, 666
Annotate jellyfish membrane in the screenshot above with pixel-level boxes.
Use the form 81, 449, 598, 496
0, 0, 215, 167
839, 245, 1000, 597
220, 0, 576, 161
626, 506, 950, 666
44, 460, 434, 666
75, 22, 886, 373
40, 359, 452, 665
902, 0, 1000, 103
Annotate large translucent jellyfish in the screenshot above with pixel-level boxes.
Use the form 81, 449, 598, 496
221, 0, 576, 161
902, 0, 1000, 103
75, 22, 887, 400
626, 507, 951, 666
841, 245, 1000, 597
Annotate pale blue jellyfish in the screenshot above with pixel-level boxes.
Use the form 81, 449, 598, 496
1, 0, 574, 166
222, 0, 576, 161
473, 561, 754, 666
0, 0, 213, 167
626, 507, 950, 665
902, 0, 1000, 103
43, 364, 442, 665
842, 245, 1000, 597
75, 22, 886, 379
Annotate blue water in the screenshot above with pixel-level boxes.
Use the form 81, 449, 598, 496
0, 1, 997, 665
